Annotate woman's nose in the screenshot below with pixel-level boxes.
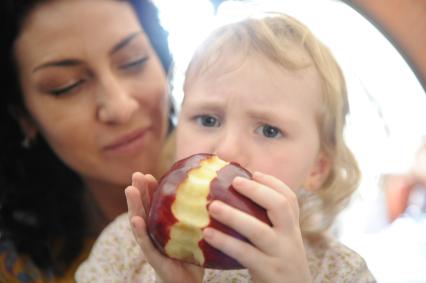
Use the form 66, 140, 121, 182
96, 75, 139, 124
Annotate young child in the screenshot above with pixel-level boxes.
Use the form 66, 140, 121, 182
76, 13, 376, 282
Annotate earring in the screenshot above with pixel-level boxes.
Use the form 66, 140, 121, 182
21, 136, 31, 149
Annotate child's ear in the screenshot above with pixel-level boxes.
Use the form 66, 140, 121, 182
304, 152, 331, 191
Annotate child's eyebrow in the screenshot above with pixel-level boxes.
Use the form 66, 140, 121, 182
245, 108, 299, 126
182, 96, 225, 109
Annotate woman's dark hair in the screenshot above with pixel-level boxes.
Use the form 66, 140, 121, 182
0, 0, 172, 276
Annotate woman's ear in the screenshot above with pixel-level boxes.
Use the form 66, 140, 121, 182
304, 152, 331, 191
8, 105, 38, 140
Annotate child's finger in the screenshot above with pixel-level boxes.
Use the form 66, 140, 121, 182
207, 200, 276, 255
252, 172, 299, 219
142, 174, 159, 212
131, 172, 144, 188
232, 176, 298, 232
202, 225, 265, 271
131, 173, 148, 216
132, 172, 158, 213
253, 172, 297, 203
125, 186, 146, 220
130, 216, 166, 267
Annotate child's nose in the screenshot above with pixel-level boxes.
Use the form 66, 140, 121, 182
96, 76, 138, 124
214, 133, 248, 167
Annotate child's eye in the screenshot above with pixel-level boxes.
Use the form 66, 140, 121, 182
120, 56, 149, 71
195, 115, 220, 127
49, 80, 85, 96
256, 124, 283, 138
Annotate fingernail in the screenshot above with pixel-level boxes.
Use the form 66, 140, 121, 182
253, 171, 263, 178
233, 176, 245, 185
253, 172, 267, 182
208, 201, 221, 216
203, 228, 214, 239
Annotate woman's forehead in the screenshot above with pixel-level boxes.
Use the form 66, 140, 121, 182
15, 0, 143, 70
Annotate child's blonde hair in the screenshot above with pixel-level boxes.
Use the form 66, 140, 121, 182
184, 13, 360, 235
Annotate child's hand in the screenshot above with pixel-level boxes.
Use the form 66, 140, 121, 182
202, 172, 312, 283
125, 172, 204, 283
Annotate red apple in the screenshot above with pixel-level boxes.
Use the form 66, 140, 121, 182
147, 153, 271, 269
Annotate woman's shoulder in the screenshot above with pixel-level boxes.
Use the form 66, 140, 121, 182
76, 213, 156, 282
304, 234, 376, 282
0, 239, 53, 283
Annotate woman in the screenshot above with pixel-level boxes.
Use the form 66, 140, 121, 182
0, 0, 174, 281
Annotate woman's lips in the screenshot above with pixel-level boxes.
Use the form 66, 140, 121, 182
103, 128, 151, 156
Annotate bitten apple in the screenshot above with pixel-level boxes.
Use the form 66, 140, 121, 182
147, 153, 271, 269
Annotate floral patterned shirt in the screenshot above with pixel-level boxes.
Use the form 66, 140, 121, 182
76, 214, 376, 283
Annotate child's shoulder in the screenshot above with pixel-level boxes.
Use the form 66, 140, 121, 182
75, 213, 156, 282
305, 234, 376, 282
103, 212, 133, 235
86, 213, 135, 258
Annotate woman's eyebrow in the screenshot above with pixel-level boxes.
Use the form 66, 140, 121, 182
109, 31, 142, 55
32, 59, 82, 73
32, 32, 143, 73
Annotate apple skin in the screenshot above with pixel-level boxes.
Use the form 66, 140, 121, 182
147, 153, 271, 270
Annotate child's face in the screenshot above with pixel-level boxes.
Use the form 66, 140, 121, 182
177, 55, 330, 191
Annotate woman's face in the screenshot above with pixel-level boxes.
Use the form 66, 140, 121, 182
14, 0, 169, 188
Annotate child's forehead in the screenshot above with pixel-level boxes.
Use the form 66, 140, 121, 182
188, 43, 313, 83
185, 54, 323, 109
190, 51, 316, 88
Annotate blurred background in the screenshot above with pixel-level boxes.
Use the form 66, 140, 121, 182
153, 0, 426, 282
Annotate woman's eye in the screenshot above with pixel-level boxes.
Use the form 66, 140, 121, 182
120, 56, 149, 71
257, 124, 282, 138
195, 115, 220, 127
49, 80, 85, 96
